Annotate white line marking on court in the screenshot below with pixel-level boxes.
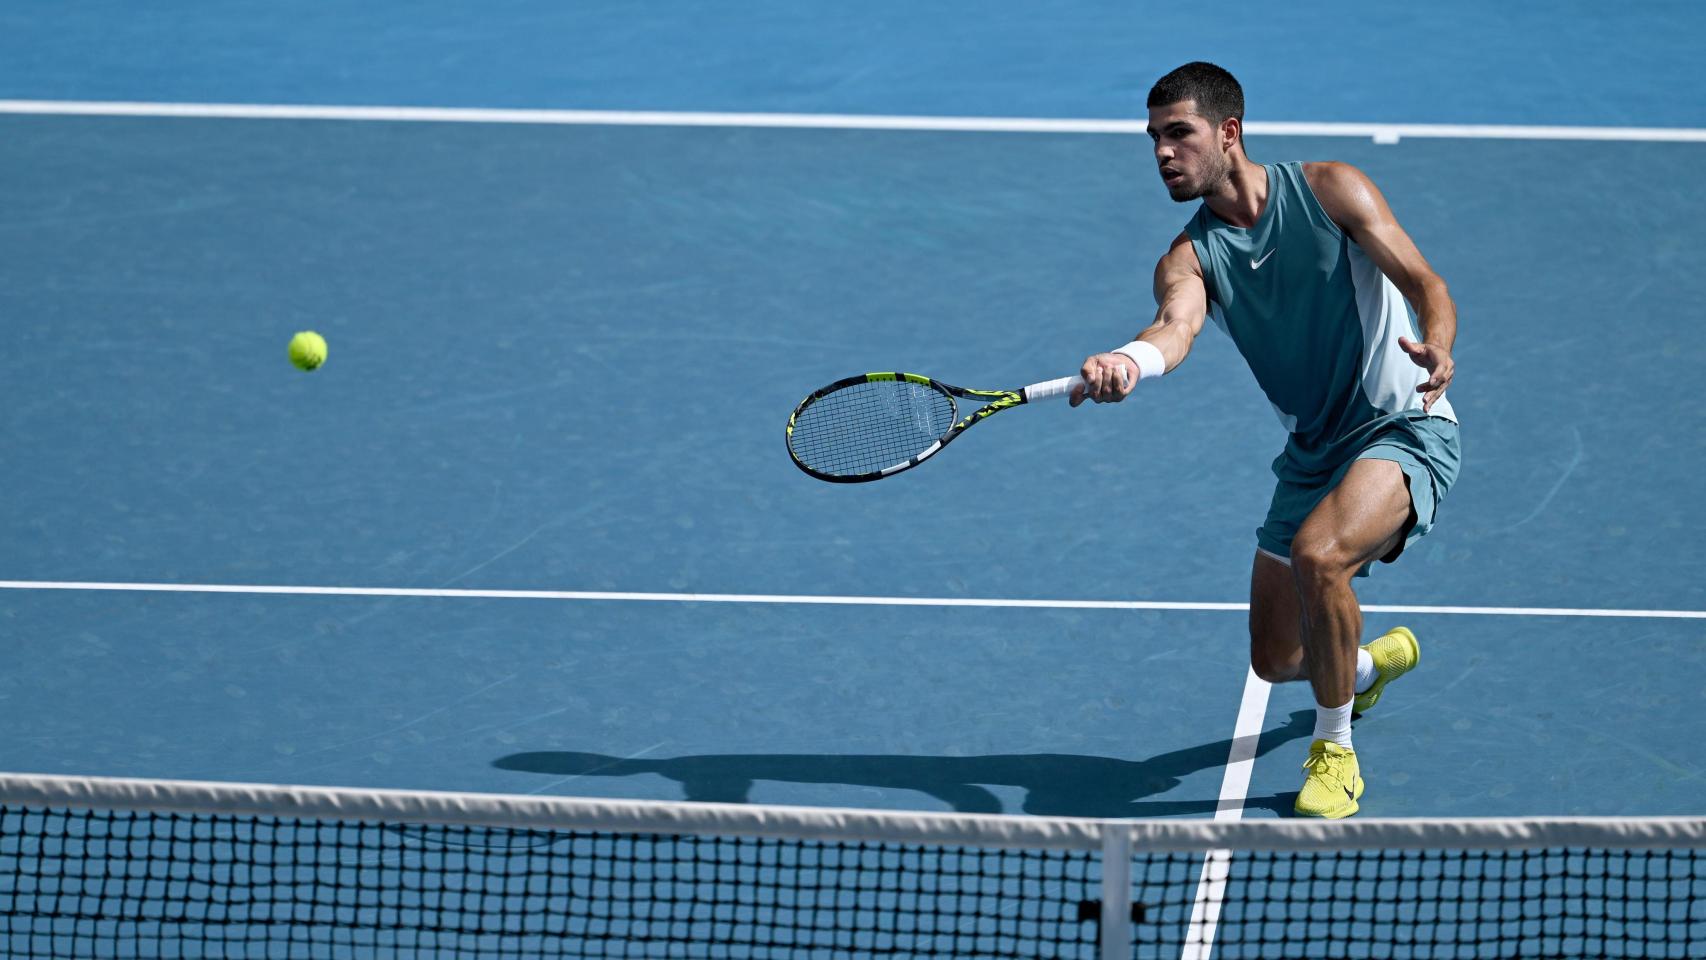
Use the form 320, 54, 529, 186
1181, 668, 1272, 959
2, 100, 1705, 143
0, 580, 1700, 619
1213, 669, 1273, 821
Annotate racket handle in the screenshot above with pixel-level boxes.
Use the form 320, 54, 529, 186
1022, 375, 1085, 402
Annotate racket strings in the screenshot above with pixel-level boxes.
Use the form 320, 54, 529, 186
789, 380, 957, 477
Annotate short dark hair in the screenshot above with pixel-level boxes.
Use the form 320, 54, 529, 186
1148, 62, 1244, 125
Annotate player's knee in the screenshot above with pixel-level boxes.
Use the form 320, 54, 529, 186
1248, 619, 1305, 684
1289, 536, 1355, 586
1248, 645, 1298, 684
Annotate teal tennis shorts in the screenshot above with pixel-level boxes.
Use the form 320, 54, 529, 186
1256, 415, 1461, 575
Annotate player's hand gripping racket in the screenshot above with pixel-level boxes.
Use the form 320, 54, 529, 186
785, 372, 1090, 482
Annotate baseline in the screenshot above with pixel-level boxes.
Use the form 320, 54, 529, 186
3, 100, 1706, 144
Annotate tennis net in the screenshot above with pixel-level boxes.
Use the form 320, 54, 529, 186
0, 773, 1702, 959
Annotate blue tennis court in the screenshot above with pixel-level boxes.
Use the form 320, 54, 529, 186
0, 10, 1703, 954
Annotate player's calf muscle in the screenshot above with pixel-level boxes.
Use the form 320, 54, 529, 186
1250, 641, 1306, 683
1249, 553, 1307, 683
1248, 609, 1304, 683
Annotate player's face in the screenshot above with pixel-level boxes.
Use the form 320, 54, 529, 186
1147, 101, 1231, 202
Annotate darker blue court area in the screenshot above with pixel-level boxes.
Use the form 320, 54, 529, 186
0, 1, 1702, 838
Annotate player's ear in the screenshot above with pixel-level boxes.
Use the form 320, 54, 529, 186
1221, 116, 1241, 153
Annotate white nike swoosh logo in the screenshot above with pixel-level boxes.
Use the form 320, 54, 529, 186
1250, 248, 1277, 269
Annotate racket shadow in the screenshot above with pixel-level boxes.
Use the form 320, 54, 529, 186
492, 710, 1314, 818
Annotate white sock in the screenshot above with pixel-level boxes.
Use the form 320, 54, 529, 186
1313, 699, 1354, 749
1354, 648, 1377, 694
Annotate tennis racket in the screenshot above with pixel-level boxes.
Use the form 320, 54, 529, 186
785, 372, 1087, 482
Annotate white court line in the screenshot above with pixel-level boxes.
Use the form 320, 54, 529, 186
0, 580, 1700, 618
1180, 667, 1273, 959
2, 100, 1705, 143
0, 580, 1700, 619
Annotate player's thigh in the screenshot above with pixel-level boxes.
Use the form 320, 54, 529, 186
1291, 458, 1414, 576
1248, 549, 1305, 682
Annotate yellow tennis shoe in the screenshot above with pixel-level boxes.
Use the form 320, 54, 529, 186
1294, 739, 1364, 819
1353, 626, 1421, 716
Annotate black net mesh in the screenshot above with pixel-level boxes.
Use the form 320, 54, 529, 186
1130, 847, 1706, 959
5, 801, 1705, 959
0, 805, 1096, 958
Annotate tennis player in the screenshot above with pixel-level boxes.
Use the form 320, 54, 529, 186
1074, 62, 1460, 818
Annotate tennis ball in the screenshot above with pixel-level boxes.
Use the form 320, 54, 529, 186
288, 331, 327, 372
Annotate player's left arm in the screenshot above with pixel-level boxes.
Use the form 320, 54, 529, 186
1305, 162, 1455, 412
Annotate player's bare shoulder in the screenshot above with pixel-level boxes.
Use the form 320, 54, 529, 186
1155, 230, 1203, 282
1302, 160, 1373, 195
1302, 162, 1392, 235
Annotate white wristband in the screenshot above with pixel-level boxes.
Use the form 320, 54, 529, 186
1112, 340, 1166, 383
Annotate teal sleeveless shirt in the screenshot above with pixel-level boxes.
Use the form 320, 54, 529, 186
1183, 162, 1456, 481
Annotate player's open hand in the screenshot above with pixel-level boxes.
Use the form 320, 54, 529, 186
1070, 353, 1137, 407
1398, 336, 1453, 412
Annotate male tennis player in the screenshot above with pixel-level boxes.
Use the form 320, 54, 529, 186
1073, 62, 1460, 818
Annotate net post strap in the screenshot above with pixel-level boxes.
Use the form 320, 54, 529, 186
1099, 823, 1134, 959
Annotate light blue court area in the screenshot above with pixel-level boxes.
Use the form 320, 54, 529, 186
3, 114, 1706, 822
4, 119, 1705, 611
1, 587, 1267, 817
5, 583, 1705, 820
1, 2, 1705, 831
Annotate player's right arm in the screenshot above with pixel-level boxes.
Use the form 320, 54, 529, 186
1071, 232, 1209, 406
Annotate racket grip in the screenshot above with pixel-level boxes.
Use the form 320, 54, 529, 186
1022, 375, 1085, 402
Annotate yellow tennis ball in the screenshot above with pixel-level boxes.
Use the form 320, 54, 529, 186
288, 331, 327, 371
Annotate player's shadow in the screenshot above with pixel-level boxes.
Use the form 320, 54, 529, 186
492, 710, 1313, 818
